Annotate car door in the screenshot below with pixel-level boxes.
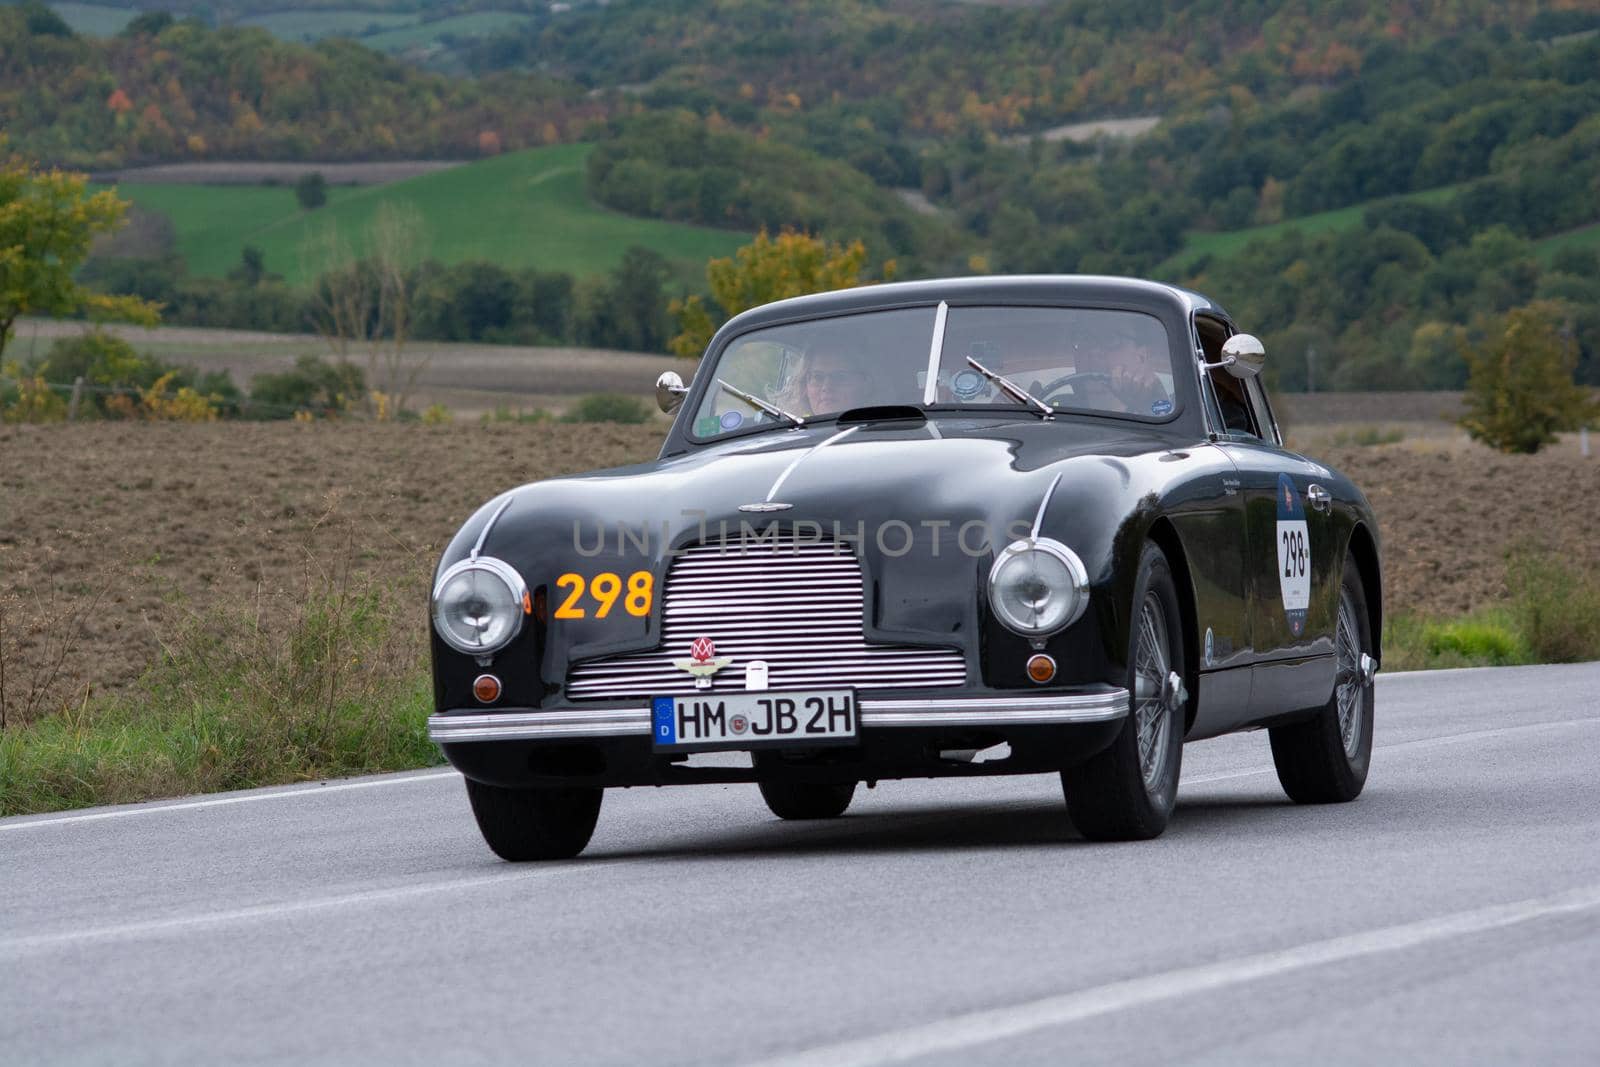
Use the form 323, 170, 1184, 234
1200, 328, 1338, 716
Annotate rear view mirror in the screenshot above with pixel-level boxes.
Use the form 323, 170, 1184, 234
1219, 334, 1266, 378
656, 371, 688, 412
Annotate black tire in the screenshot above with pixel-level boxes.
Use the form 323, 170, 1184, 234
1269, 555, 1375, 803
758, 780, 856, 820
464, 778, 602, 861
1061, 543, 1186, 841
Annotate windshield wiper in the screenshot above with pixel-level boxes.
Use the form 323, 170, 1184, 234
717, 379, 807, 428
965, 356, 1054, 419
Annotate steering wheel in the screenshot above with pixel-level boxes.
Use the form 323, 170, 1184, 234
1038, 370, 1112, 404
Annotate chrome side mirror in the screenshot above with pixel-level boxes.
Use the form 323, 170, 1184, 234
655, 370, 688, 413
1218, 334, 1266, 378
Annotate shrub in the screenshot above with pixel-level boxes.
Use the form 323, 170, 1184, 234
0, 364, 66, 422
1328, 425, 1406, 447
480, 405, 549, 424
1422, 619, 1523, 665
249, 355, 365, 419
1507, 549, 1600, 663
7, 331, 236, 421
1459, 303, 1600, 453
561, 393, 651, 424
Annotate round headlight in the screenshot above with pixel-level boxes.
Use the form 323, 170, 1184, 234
988, 538, 1089, 637
432, 557, 527, 657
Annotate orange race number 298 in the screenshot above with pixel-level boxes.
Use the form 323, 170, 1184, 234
554, 571, 653, 619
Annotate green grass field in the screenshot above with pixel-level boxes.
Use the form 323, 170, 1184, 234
360, 10, 531, 50
104, 144, 750, 285
1164, 184, 1467, 275
1535, 223, 1600, 264
228, 7, 529, 50
236, 10, 418, 42
47, 1, 135, 35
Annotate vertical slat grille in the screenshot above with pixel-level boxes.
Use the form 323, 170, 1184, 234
564, 541, 965, 699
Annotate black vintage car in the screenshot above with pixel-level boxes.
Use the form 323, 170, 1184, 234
428, 276, 1381, 859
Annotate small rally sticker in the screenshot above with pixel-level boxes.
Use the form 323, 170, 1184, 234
1275, 474, 1310, 636
719, 409, 744, 430
1151, 398, 1174, 416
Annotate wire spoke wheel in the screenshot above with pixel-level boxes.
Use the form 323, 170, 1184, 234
1061, 542, 1184, 841
1133, 591, 1172, 791
1333, 590, 1364, 759
1268, 553, 1375, 806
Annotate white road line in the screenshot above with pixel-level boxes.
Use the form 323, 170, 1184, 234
0, 769, 459, 832
753, 883, 1600, 1067
1181, 717, 1599, 787
7, 716, 1595, 833
0, 865, 572, 955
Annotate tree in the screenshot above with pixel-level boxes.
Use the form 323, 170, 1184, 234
301, 203, 426, 416
0, 147, 159, 366
228, 246, 268, 287
295, 172, 328, 211
669, 229, 891, 357
1459, 303, 1600, 454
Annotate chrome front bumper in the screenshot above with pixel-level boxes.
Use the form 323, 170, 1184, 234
428, 688, 1128, 744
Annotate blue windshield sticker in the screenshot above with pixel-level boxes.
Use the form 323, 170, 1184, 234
952, 369, 986, 400
1151, 398, 1174, 416
719, 410, 744, 430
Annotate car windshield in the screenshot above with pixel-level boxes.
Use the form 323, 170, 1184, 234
689, 304, 1177, 438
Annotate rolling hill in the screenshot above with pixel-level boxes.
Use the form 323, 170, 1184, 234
104, 144, 750, 284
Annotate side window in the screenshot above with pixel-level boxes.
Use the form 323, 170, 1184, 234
1244, 378, 1280, 446
1212, 370, 1260, 437
1195, 316, 1260, 438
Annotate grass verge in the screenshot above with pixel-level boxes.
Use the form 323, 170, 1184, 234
1383, 550, 1600, 671
0, 568, 441, 818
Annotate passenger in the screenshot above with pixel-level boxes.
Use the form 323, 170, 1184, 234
1076, 319, 1172, 415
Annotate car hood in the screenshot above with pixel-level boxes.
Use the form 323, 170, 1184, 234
439, 415, 1184, 665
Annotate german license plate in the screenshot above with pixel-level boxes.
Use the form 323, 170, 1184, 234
651, 690, 857, 750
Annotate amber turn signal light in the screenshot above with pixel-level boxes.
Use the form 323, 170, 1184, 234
472, 674, 502, 703
1026, 653, 1056, 684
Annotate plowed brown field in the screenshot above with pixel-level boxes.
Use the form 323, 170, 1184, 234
2, 421, 1597, 718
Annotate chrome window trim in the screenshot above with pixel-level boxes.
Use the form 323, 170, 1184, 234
1244, 376, 1283, 447
428, 688, 1129, 743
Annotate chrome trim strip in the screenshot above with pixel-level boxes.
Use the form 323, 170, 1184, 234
470, 494, 519, 561
429, 709, 651, 743
1031, 471, 1063, 539
764, 425, 859, 502
429, 689, 1128, 743
861, 690, 1126, 726
922, 300, 949, 405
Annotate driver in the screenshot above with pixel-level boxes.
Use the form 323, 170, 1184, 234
1074, 319, 1172, 415
794, 342, 874, 416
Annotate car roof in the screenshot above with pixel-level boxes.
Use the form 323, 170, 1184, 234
712, 275, 1229, 341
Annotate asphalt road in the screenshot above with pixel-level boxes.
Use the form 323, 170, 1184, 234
5, 663, 1599, 1065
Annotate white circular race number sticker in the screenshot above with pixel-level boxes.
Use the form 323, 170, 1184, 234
1275, 474, 1310, 637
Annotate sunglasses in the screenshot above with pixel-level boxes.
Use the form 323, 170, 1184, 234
805, 370, 866, 387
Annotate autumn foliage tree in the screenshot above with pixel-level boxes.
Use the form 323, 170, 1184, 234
669, 230, 894, 357
1459, 303, 1600, 454
0, 144, 159, 366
